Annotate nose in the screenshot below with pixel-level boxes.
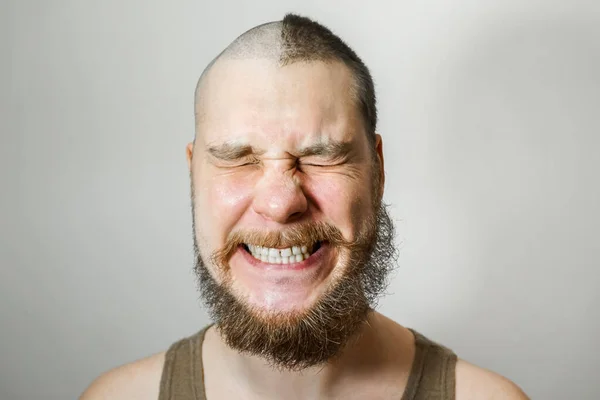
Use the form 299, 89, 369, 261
252, 168, 308, 224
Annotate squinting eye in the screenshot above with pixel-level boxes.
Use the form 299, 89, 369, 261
230, 162, 257, 168
224, 158, 260, 168
299, 160, 343, 168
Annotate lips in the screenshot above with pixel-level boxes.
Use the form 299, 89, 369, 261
235, 241, 329, 271
228, 241, 336, 311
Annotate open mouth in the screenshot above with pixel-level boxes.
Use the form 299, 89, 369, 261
242, 241, 323, 264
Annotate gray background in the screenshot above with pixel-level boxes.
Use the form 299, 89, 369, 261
2, 0, 599, 399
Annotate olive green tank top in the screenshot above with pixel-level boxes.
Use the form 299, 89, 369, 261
159, 326, 457, 400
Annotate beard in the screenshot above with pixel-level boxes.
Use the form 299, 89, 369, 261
191, 184, 397, 371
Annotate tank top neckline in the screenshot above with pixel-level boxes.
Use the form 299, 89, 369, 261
186, 325, 444, 400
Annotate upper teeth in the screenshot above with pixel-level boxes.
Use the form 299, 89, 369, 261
247, 244, 312, 264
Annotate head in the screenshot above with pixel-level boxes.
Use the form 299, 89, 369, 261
187, 14, 396, 370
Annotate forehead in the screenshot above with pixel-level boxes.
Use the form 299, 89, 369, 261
196, 59, 364, 147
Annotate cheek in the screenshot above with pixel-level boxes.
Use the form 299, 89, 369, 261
306, 175, 372, 241
193, 173, 255, 248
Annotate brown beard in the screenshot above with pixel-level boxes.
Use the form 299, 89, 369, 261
191, 196, 397, 371
191, 153, 395, 370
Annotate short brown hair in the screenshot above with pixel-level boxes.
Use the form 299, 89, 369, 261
280, 14, 377, 142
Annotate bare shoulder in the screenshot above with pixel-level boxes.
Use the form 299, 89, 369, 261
455, 359, 529, 400
79, 351, 166, 400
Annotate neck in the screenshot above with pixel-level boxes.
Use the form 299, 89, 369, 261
204, 311, 415, 399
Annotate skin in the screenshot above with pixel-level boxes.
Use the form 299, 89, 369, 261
80, 59, 529, 399
191, 58, 380, 314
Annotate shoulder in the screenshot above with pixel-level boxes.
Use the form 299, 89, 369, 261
455, 358, 529, 400
79, 351, 166, 400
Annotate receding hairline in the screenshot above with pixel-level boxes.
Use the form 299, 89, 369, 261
194, 13, 378, 142
194, 20, 283, 118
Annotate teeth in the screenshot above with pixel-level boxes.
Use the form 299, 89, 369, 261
280, 248, 292, 257
268, 248, 279, 257
245, 244, 315, 265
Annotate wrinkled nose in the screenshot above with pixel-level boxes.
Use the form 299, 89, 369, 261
251, 171, 308, 224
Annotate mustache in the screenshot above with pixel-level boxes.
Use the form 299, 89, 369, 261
211, 221, 356, 265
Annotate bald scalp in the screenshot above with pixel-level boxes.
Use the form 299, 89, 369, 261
194, 14, 377, 143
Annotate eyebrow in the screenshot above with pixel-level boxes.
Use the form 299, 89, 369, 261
206, 139, 354, 161
296, 140, 354, 158
206, 143, 265, 161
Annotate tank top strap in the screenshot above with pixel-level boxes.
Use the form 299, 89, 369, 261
401, 329, 457, 400
158, 325, 211, 400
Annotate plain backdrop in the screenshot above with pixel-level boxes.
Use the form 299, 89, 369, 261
2, 0, 599, 399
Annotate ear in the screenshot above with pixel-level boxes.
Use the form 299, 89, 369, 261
375, 134, 385, 199
186, 142, 194, 172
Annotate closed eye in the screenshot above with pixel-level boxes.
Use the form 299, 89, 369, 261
302, 162, 341, 167
296, 141, 354, 168
217, 158, 261, 168
299, 157, 347, 168
206, 142, 264, 168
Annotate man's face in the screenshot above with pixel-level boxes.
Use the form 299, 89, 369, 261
187, 59, 392, 369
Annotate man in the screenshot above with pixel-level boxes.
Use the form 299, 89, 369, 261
81, 14, 529, 399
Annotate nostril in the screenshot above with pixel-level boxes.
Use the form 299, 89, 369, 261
288, 211, 304, 221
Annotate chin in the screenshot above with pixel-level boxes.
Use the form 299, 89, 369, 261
226, 241, 344, 313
